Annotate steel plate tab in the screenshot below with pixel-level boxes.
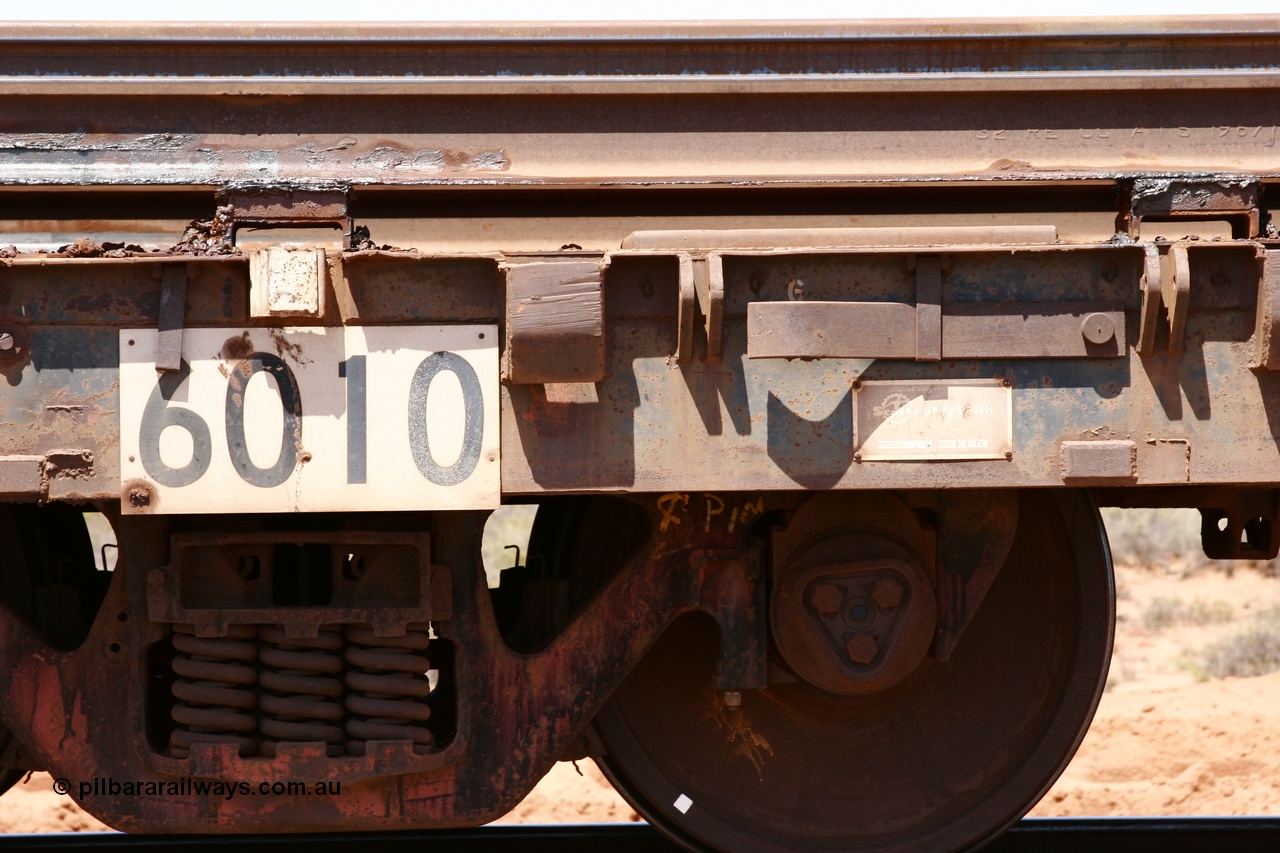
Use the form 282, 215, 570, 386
853, 379, 1012, 462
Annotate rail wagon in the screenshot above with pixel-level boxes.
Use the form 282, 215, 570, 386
0, 18, 1277, 852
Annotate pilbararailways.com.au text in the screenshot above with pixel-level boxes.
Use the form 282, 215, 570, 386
56, 777, 341, 800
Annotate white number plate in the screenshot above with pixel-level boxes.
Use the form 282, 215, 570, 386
119, 326, 499, 514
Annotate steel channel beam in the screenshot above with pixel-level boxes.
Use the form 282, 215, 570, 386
2, 240, 1279, 499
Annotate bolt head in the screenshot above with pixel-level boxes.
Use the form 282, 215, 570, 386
1081, 312, 1116, 345
871, 578, 904, 610
809, 582, 844, 617
129, 487, 151, 507
0, 333, 14, 352
846, 633, 878, 665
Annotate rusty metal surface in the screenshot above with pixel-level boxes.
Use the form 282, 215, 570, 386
1120, 179, 1262, 240
0, 493, 780, 831
0, 234, 1273, 500
502, 259, 606, 384
590, 489, 1113, 853
1, 22, 1280, 188
502, 240, 1280, 492
1061, 440, 1139, 482
749, 301, 917, 359
931, 490, 1020, 662
0, 19, 1278, 845
770, 493, 938, 696
622, 225, 1060, 250
748, 299, 1126, 360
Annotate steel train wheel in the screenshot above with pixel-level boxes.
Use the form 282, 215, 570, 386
589, 490, 1113, 853
0, 504, 107, 795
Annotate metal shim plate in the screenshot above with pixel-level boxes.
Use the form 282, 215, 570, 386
853, 380, 1012, 461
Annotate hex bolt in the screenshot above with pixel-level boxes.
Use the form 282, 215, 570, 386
872, 579, 904, 610
129, 487, 151, 508
846, 633, 879, 665
810, 582, 845, 617
1081, 312, 1116, 345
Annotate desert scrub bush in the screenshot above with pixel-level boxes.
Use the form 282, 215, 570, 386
1185, 597, 1235, 625
1101, 507, 1279, 575
1143, 596, 1235, 631
1186, 607, 1280, 680
1143, 596, 1185, 631
1101, 508, 1208, 569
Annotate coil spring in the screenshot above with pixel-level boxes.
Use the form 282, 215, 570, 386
343, 622, 434, 755
169, 624, 258, 758
258, 624, 345, 757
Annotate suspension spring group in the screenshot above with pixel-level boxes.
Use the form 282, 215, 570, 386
344, 623, 434, 755
169, 624, 258, 758
258, 625, 345, 757
166, 622, 435, 758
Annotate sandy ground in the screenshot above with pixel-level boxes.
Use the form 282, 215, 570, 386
0, 774, 109, 832
1030, 558, 1280, 817
4, 559, 1280, 832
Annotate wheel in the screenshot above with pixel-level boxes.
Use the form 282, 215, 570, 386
0, 728, 29, 794
0, 503, 108, 794
589, 489, 1113, 853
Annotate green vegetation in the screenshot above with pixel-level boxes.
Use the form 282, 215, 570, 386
1185, 606, 1280, 681
1142, 595, 1234, 632
1101, 507, 1208, 569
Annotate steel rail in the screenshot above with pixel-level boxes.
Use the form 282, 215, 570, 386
8, 17, 1280, 38
0, 819, 1279, 852
0, 18, 1279, 96
2, 70, 1278, 97
2, 18, 1278, 189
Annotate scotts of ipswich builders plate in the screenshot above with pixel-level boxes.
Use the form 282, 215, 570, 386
119, 326, 499, 513
853, 379, 1013, 461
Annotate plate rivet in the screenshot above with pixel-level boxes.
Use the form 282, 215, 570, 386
1081, 313, 1116, 344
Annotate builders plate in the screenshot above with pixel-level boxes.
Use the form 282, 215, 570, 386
853, 379, 1012, 461
120, 326, 499, 513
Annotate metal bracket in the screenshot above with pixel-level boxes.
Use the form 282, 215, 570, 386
249, 247, 327, 318
1161, 243, 1191, 355
223, 186, 351, 247
676, 253, 726, 363
1199, 490, 1280, 560
694, 549, 766, 691
1254, 249, 1280, 370
676, 253, 697, 363
502, 257, 606, 384
933, 490, 1019, 662
913, 254, 942, 362
155, 264, 188, 372
148, 531, 433, 638
693, 254, 725, 364
1137, 245, 1162, 356
1119, 178, 1261, 240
